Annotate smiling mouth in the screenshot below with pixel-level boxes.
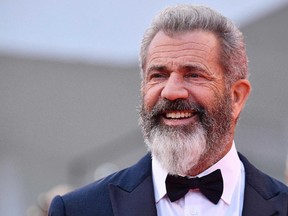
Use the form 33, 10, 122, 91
163, 111, 196, 119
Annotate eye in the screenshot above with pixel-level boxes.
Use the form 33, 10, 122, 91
148, 72, 168, 81
182, 65, 208, 80
184, 72, 210, 83
185, 72, 201, 78
151, 73, 165, 78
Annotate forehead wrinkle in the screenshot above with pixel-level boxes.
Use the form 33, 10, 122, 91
148, 51, 212, 67
145, 33, 220, 72
148, 42, 216, 64
151, 40, 212, 50
148, 47, 210, 60
149, 42, 216, 55
147, 53, 213, 69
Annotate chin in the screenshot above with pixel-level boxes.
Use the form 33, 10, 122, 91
145, 123, 207, 176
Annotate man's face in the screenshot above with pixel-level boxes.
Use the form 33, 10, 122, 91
139, 30, 234, 175
142, 30, 226, 117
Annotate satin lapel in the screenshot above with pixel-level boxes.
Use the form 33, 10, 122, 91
239, 153, 288, 216
108, 175, 157, 216
242, 183, 287, 216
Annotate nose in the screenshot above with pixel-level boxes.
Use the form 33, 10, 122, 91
161, 73, 189, 101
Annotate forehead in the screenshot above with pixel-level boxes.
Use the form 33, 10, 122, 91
146, 30, 221, 68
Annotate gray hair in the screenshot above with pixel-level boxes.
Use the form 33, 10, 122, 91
139, 5, 248, 86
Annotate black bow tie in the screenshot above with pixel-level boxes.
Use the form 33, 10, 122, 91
165, 169, 223, 204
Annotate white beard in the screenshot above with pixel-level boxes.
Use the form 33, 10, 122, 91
145, 123, 207, 176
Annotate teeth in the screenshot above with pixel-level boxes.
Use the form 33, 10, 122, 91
165, 111, 193, 119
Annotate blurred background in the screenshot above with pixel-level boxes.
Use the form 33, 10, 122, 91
1, 0, 288, 215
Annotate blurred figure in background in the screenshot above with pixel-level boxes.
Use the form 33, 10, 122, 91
284, 154, 288, 185
27, 185, 72, 216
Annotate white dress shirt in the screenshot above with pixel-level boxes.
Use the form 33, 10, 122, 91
152, 142, 245, 216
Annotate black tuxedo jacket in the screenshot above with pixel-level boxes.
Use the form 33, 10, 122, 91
49, 153, 288, 216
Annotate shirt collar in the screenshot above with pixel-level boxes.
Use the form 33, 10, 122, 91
152, 142, 243, 204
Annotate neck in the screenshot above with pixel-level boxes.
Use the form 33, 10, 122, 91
186, 140, 233, 176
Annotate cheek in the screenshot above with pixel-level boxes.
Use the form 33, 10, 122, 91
143, 86, 162, 111
190, 86, 214, 103
189, 85, 223, 112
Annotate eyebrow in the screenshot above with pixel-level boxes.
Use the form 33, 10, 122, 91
146, 65, 168, 73
145, 63, 210, 77
180, 64, 207, 73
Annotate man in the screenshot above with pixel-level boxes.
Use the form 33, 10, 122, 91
49, 5, 288, 216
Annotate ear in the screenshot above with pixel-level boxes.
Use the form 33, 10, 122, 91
231, 79, 251, 121
140, 79, 145, 97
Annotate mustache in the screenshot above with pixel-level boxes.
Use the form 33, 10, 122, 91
149, 98, 205, 117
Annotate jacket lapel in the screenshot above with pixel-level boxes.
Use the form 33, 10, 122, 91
108, 154, 157, 216
242, 183, 287, 216
109, 175, 157, 216
107, 152, 287, 216
239, 153, 288, 216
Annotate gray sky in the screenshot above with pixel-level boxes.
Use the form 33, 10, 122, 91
1, 0, 287, 63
